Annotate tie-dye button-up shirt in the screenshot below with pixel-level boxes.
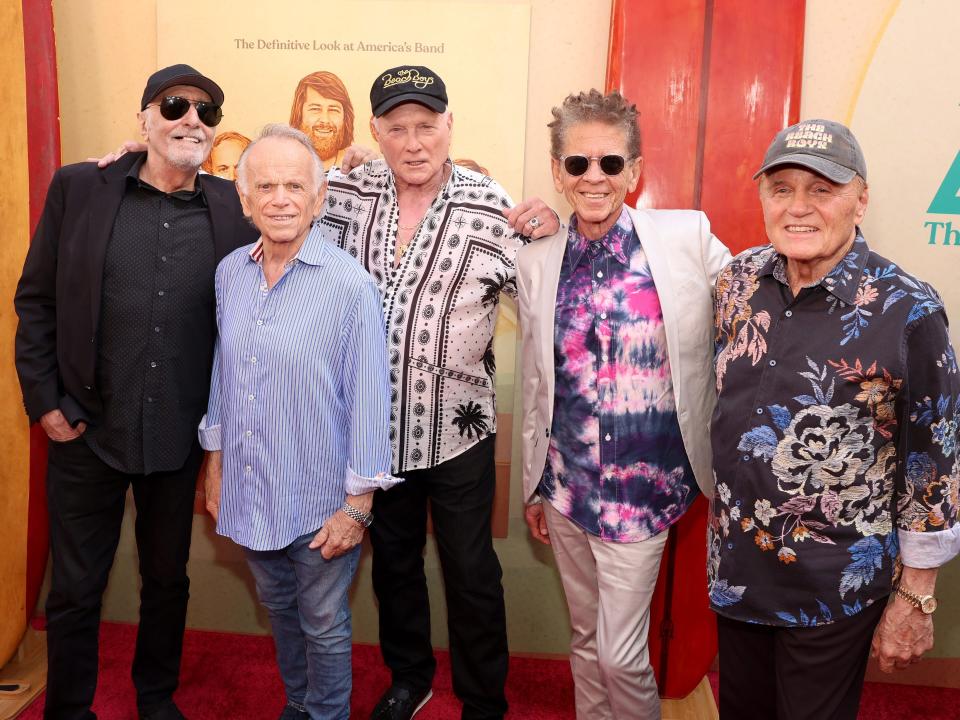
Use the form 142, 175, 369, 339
709, 232, 960, 627
539, 209, 697, 543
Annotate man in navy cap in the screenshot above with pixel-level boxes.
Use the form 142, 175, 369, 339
14, 64, 258, 720
319, 64, 558, 720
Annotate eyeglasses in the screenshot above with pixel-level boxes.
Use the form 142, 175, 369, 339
147, 96, 223, 128
560, 154, 628, 176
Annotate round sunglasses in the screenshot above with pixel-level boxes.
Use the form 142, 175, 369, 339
146, 96, 223, 128
560, 154, 628, 176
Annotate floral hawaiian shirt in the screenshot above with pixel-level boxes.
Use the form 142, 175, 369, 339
709, 232, 960, 627
539, 209, 697, 543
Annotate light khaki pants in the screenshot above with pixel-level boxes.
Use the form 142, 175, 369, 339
543, 500, 668, 720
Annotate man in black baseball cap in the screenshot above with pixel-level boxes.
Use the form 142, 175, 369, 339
14, 63, 257, 720
317, 64, 559, 720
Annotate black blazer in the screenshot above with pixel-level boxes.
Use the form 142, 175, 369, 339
14, 152, 259, 425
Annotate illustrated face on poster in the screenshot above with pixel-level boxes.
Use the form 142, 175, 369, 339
202, 131, 251, 180
288, 71, 355, 170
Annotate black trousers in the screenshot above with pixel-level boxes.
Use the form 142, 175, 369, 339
43, 437, 202, 720
369, 435, 508, 720
717, 598, 887, 720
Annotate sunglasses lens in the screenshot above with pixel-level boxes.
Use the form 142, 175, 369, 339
563, 156, 589, 176
197, 103, 223, 127
599, 155, 626, 175
158, 97, 222, 127
159, 96, 191, 121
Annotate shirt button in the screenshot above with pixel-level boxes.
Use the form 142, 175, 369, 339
154, 326, 161, 333
150, 361, 157, 368
257, 319, 264, 326
784, 310, 793, 317
599, 312, 607, 320
742, 454, 750, 462
161, 256, 167, 262
248, 394, 255, 401
756, 407, 763, 414
260, 282, 268, 291
158, 290, 165, 296
605, 433, 612, 441
596, 271, 603, 278
245, 430, 252, 437
244, 465, 252, 473
162, 222, 170, 229
769, 359, 776, 367
602, 354, 609, 362
250, 356, 257, 364
147, 397, 154, 403
727, 543, 734, 550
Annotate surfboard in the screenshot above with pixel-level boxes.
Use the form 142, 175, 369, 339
0, 0, 60, 669
606, 0, 805, 699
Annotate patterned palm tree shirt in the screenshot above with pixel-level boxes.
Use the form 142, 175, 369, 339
319, 159, 527, 472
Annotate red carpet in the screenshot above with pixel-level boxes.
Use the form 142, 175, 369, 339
16, 622, 960, 719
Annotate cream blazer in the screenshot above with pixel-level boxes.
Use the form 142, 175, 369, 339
516, 207, 731, 504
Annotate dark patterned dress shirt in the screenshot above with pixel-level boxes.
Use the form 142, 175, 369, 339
709, 232, 960, 627
540, 209, 696, 542
85, 157, 216, 474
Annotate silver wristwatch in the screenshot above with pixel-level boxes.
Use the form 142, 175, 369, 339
341, 502, 373, 528
895, 585, 938, 614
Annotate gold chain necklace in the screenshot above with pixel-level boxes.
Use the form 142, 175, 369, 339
395, 166, 449, 256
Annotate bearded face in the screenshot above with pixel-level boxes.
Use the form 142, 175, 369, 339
299, 87, 347, 161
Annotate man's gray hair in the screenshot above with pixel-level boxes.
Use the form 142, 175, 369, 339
548, 89, 641, 160
236, 123, 326, 192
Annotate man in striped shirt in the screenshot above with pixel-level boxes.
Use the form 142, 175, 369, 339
199, 124, 400, 720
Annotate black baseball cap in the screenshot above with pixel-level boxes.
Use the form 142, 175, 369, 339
754, 119, 867, 183
140, 64, 224, 110
370, 65, 447, 117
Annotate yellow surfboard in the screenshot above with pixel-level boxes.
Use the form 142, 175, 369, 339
0, 0, 59, 669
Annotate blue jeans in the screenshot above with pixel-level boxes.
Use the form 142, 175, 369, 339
245, 534, 360, 720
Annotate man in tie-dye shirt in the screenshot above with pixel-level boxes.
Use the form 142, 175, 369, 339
518, 90, 729, 720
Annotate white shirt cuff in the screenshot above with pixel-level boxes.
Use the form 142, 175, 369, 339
344, 465, 403, 495
198, 414, 222, 451
898, 525, 960, 568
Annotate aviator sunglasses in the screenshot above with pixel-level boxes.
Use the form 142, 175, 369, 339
560, 154, 628, 176
147, 96, 223, 128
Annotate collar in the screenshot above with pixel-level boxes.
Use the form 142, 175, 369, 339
247, 222, 328, 268
125, 153, 207, 205
566, 207, 635, 269
759, 229, 869, 305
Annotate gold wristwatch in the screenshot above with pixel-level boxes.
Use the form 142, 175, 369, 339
895, 585, 938, 614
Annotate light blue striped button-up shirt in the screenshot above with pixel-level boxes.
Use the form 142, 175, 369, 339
199, 225, 400, 551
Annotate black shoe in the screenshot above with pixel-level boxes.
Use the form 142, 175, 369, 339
139, 701, 187, 720
278, 704, 310, 720
370, 686, 433, 720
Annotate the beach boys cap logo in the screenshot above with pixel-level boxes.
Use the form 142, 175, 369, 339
370, 65, 448, 117
754, 118, 867, 184
784, 122, 833, 150
382, 68, 434, 91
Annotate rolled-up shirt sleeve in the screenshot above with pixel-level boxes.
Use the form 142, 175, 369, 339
342, 279, 402, 495
897, 310, 960, 568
